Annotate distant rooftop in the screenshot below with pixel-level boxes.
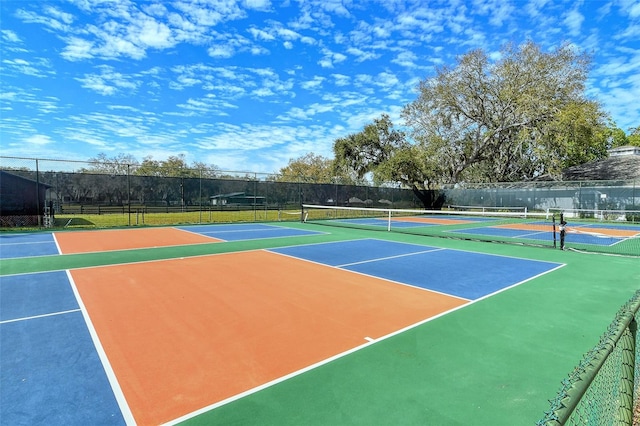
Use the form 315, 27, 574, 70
608, 145, 640, 156
562, 147, 640, 181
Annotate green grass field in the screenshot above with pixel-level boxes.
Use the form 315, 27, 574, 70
48, 209, 302, 229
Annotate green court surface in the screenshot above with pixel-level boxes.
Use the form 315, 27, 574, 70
1, 222, 638, 425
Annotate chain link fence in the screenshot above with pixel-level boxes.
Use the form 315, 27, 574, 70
538, 289, 640, 425
0, 156, 418, 228
1, 156, 638, 231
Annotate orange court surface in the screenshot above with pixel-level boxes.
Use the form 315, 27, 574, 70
70, 249, 467, 425
54, 227, 222, 254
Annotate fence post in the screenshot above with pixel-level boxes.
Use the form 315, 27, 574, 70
127, 164, 131, 227
35, 159, 42, 227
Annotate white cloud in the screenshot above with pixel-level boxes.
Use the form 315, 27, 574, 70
328, 74, 349, 87
620, 0, 640, 19
318, 47, 348, 68
2, 58, 53, 78
277, 107, 312, 121
248, 27, 276, 41
252, 87, 275, 97
391, 50, 418, 68
101, 33, 146, 59
564, 8, 584, 37
208, 44, 235, 58
61, 37, 95, 61
244, 0, 272, 11
1, 30, 21, 43
276, 28, 301, 40
24, 134, 53, 146
301, 76, 325, 90
15, 8, 72, 32
75, 67, 140, 96
525, 0, 551, 18
172, 1, 244, 27
44, 5, 74, 25
135, 18, 175, 49
346, 47, 381, 62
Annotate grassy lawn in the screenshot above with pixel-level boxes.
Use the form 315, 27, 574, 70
30, 209, 303, 230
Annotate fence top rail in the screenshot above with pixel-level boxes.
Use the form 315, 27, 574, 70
2, 155, 639, 187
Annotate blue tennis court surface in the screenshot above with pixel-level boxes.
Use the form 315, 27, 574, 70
0, 233, 60, 259
450, 227, 551, 240
451, 225, 637, 246
0, 271, 125, 426
333, 218, 431, 228
0, 271, 78, 321
270, 239, 563, 300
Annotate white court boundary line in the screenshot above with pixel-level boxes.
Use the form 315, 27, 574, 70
52, 232, 63, 254
337, 247, 446, 268
0, 308, 81, 325
162, 295, 472, 426
0, 240, 53, 247
66, 270, 137, 426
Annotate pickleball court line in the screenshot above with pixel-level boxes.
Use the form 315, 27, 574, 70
0, 308, 81, 325
511, 230, 550, 239
0, 240, 54, 247
180, 226, 328, 242
161, 292, 473, 426
194, 224, 290, 234
468, 263, 565, 304
268, 249, 471, 302
52, 232, 63, 254
58, 238, 220, 255
337, 261, 472, 302
66, 270, 136, 426
336, 247, 446, 268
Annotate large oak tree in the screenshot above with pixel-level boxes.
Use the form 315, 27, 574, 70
334, 41, 612, 207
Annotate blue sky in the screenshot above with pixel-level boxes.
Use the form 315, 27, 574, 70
1, 0, 639, 174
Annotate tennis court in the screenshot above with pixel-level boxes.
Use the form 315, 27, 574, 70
1, 221, 638, 425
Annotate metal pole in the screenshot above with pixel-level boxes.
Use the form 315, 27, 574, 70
35, 159, 41, 227
127, 164, 131, 226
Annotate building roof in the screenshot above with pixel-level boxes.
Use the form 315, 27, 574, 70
210, 192, 265, 199
0, 170, 52, 188
608, 145, 640, 156
562, 154, 640, 181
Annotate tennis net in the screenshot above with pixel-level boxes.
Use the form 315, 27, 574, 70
301, 204, 558, 248
301, 205, 640, 256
